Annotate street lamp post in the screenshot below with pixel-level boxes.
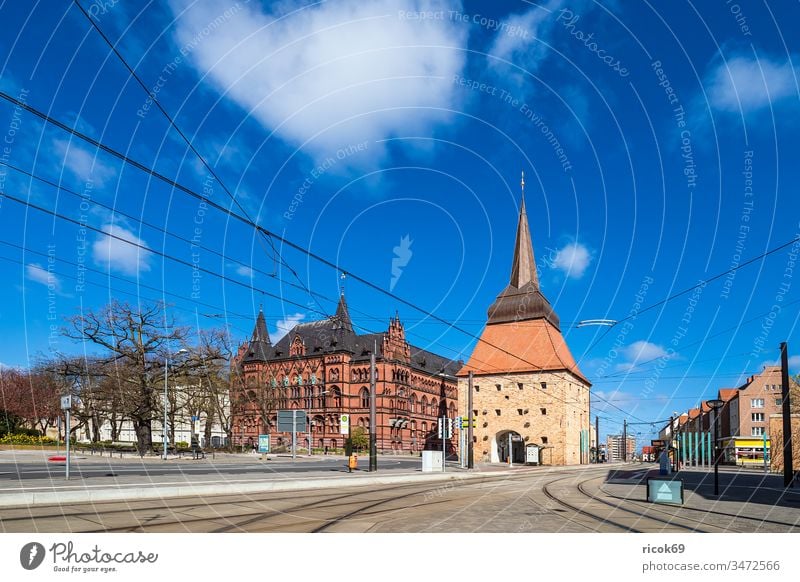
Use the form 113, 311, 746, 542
163, 348, 188, 460
707, 399, 724, 496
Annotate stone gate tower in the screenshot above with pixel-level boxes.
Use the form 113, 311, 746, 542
457, 175, 591, 465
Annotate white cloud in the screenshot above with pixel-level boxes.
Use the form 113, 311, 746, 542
707, 55, 798, 113
615, 341, 673, 372
169, 0, 467, 165
52, 139, 116, 187
26, 263, 62, 292
272, 313, 305, 342
487, 0, 562, 78
550, 241, 591, 278
92, 223, 152, 276
234, 264, 254, 278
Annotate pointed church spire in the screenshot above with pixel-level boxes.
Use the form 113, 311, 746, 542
334, 290, 354, 334
252, 308, 270, 344
244, 307, 272, 362
486, 172, 559, 328
509, 171, 539, 289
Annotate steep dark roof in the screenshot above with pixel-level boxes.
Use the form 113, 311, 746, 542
333, 292, 354, 333
242, 309, 272, 363
486, 192, 560, 329
250, 296, 460, 376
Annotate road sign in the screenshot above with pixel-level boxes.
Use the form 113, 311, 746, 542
60, 395, 72, 410
340, 414, 350, 435
647, 478, 684, 505
461, 418, 476, 429
258, 434, 270, 454
277, 410, 307, 432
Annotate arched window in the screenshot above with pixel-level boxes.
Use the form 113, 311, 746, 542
360, 387, 370, 409
431, 399, 438, 416
421, 396, 428, 416
410, 394, 417, 413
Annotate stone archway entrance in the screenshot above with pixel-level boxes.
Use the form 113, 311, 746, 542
493, 430, 525, 464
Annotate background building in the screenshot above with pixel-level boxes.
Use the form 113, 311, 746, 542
457, 190, 591, 466
606, 434, 636, 462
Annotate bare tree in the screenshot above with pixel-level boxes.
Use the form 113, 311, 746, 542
190, 328, 239, 449
63, 301, 188, 455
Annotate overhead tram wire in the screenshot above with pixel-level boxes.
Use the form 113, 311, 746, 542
596, 297, 800, 379
0, 93, 647, 422
0, 190, 327, 319
0, 159, 341, 309
0, 173, 601, 413
0, 238, 258, 324
72, 0, 331, 322
4, 94, 791, 424
0, 159, 603, 414
3, 90, 793, 387
0, 253, 254, 336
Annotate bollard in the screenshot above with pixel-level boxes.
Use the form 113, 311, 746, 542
348, 454, 358, 473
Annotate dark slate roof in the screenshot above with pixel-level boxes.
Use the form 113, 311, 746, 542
246, 296, 460, 376
242, 310, 272, 363
486, 194, 560, 329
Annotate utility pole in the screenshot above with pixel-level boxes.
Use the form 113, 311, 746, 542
369, 347, 377, 472
622, 419, 627, 462
467, 371, 474, 469
595, 415, 599, 463
781, 342, 794, 487
668, 416, 674, 471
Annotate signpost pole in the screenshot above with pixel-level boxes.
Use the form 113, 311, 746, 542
780, 342, 794, 487
508, 432, 513, 468
467, 371, 474, 470
441, 417, 446, 473
61, 395, 72, 481
764, 432, 768, 474
65, 408, 70, 481
595, 416, 599, 463
292, 412, 296, 462
369, 349, 377, 472
460, 420, 465, 469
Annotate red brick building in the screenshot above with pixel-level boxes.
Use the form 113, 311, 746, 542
233, 294, 460, 453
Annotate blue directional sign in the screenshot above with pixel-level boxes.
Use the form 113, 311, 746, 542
647, 478, 684, 505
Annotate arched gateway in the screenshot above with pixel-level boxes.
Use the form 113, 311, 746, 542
494, 430, 525, 464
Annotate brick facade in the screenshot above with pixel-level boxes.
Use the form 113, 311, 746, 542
233, 302, 459, 454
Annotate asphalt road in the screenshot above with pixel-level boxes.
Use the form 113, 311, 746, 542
4, 465, 798, 533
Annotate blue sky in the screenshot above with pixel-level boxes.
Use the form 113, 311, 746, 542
0, 0, 799, 445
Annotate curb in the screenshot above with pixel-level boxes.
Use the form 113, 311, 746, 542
0, 469, 516, 508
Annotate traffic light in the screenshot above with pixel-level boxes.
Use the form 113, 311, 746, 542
437, 417, 454, 439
